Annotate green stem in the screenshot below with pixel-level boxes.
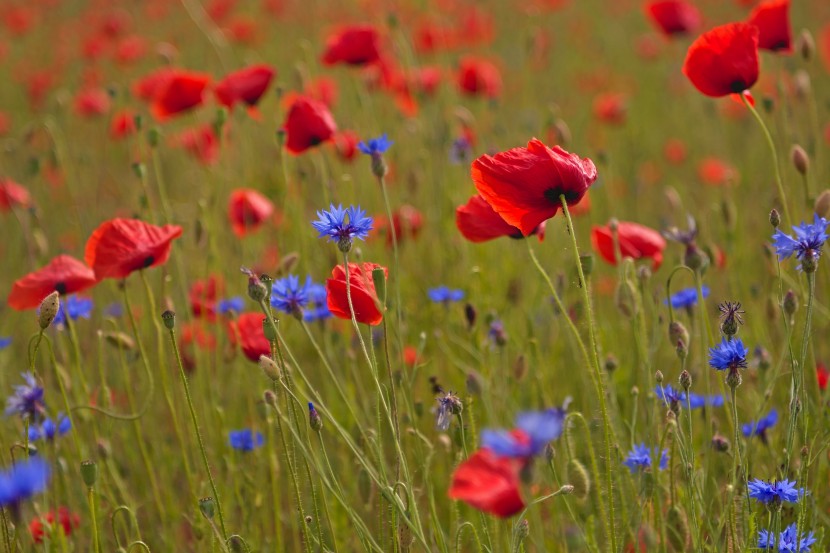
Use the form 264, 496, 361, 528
88, 486, 102, 553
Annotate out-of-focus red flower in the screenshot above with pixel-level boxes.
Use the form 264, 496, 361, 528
81, 35, 109, 61
332, 130, 359, 162
115, 35, 147, 64
0, 111, 9, 136
3, 6, 36, 36
228, 188, 274, 237
471, 138, 596, 236
663, 138, 687, 164
151, 70, 211, 120
305, 77, 338, 107
227, 312, 270, 361
636, 34, 662, 60
593, 93, 627, 125
683, 22, 759, 97
457, 56, 502, 98
23, 70, 54, 110
698, 157, 738, 186
214, 64, 275, 111
30, 507, 80, 544
326, 262, 387, 326
8, 254, 98, 310
403, 345, 419, 367
100, 9, 131, 37
224, 16, 259, 44
133, 67, 176, 101
189, 275, 224, 321
591, 221, 666, 270
817, 362, 828, 391
747, 0, 791, 53
322, 25, 382, 66
0, 178, 31, 211
110, 110, 137, 139
207, 0, 237, 22
74, 88, 111, 118
455, 8, 495, 46
448, 448, 525, 518
414, 21, 453, 54
411, 66, 442, 96
644, 0, 701, 37
374, 205, 424, 247
84, 218, 183, 280
282, 95, 337, 155
179, 321, 217, 371
177, 124, 221, 165
820, 24, 830, 74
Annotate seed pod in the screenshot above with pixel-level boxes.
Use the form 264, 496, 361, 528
567, 459, 590, 500
80, 460, 98, 487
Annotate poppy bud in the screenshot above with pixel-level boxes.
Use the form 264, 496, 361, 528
668, 321, 689, 349
793, 70, 811, 100
262, 318, 277, 342
465, 371, 483, 396
614, 277, 638, 318
199, 497, 215, 519
131, 162, 146, 179
133, 114, 143, 131
80, 460, 98, 488
228, 536, 245, 553
263, 389, 277, 407
655, 370, 664, 384
679, 370, 691, 391
278, 252, 300, 275
636, 265, 651, 284
567, 459, 590, 500
464, 303, 477, 329
103, 331, 136, 351
161, 310, 176, 330
244, 269, 269, 303
147, 128, 160, 148
308, 402, 322, 432
676, 339, 688, 361
666, 505, 690, 552
791, 145, 809, 176
38, 291, 60, 330
259, 355, 280, 381
769, 209, 780, 228
604, 354, 618, 373
783, 289, 798, 318
814, 190, 830, 219
796, 30, 815, 61
371, 267, 387, 306
579, 254, 593, 276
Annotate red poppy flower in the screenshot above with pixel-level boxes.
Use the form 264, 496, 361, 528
374, 205, 424, 247
8, 254, 98, 310
30, 507, 80, 544
0, 111, 9, 136
332, 130, 359, 161
0, 178, 31, 211
821, 24, 830, 74
747, 0, 791, 53
110, 110, 137, 139
151, 70, 211, 120
189, 275, 224, 321
228, 188, 274, 237
84, 218, 183, 279
179, 321, 217, 371
403, 345, 419, 367
115, 35, 147, 64
326, 262, 387, 326
74, 88, 111, 118
321, 25, 382, 66
207, 0, 236, 23
214, 64, 275, 110
456, 194, 546, 243
415, 21, 453, 54
457, 57, 502, 98
698, 157, 738, 186
591, 221, 666, 270
227, 312, 270, 362
282, 95, 337, 155
644, 0, 701, 37
817, 362, 828, 392
593, 93, 627, 125
411, 66, 442, 96
305, 77, 338, 107
471, 138, 597, 236
663, 138, 687, 164
132, 67, 175, 101
3, 6, 35, 36
224, 16, 259, 44
448, 448, 525, 518
683, 23, 759, 97
177, 124, 221, 165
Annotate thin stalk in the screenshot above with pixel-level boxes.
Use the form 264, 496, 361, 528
87, 486, 102, 553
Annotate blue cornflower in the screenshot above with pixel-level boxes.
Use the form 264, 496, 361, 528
708, 338, 748, 371
428, 286, 465, 304
28, 414, 71, 442
434, 391, 462, 431
271, 275, 312, 316
743, 409, 779, 440
449, 136, 473, 165
772, 213, 829, 272
228, 429, 264, 452
481, 407, 566, 459
655, 385, 684, 404
665, 286, 709, 309
623, 443, 669, 473
357, 134, 393, 155
312, 205, 373, 252
758, 523, 816, 552
217, 297, 244, 315
5, 373, 45, 420
104, 302, 123, 317
50, 296, 93, 327
748, 479, 806, 504
0, 457, 50, 507
488, 320, 507, 346
303, 283, 332, 322
0, 337, 10, 350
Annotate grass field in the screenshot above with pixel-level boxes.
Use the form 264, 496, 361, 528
2, 0, 830, 551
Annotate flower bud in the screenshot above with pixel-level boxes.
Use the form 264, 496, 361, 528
797, 29, 815, 61
308, 402, 322, 432
679, 370, 691, 391
614, 278, 638, 318
711, 434, 730, 453
262, 317, 277, 342
769, 209, 780, 228
465, 371, 483, 396
604, 354, 618, 373
228, 535, 246, 553
567, 459, 590, 500
199, 497, 215, 519
259, 355, 280, 381
370, 153, 388, 179
38, 291, 60, 329
668, 321, 689, 349
372, 267, 387, 306
263, 389, 277, 407
513, 354, 527, 381
684, 244, 708, 272
791, 145, 809, 176
244, 269, 269, 303
559, 484, 574, 495
783, 289, 799, 318
147, 128, 160, 148
103, 331, 136, 351
655, 370, 663, 384
515, 519, 530, 542
815, 190, 830, 219
464, 303, 477, 329
80, 459, 98, 487
161, 309, 176, 330
726, 368, 742, 389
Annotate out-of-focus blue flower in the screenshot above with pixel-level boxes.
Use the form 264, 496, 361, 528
623, 444, 668, 473
0, 337, 11, 350
748, 479, 805, 504
743, 409, 779, 439
217, 297, 244, 315
655, 385, 684, 404
428, 286, 465, 303
228, 429, 264, 452
50, 296, 93, 327
709, 338, 748, 371
5, 373, 45, 420
772, 213, 828, 271
357, 134, 393, 156
665, 286, 709, 309
685, 393, 724, 409
271, 275, 312, 315
0, 457, 50, 507
312, 205, 373, 245
449, 136, 473, 165
481, 407, 566, 459
758, 523, 816, 551
104, 303, 123, 317
658, 387, 723, 410
303, 284, 332, 322
488, 320, 507, 346
28, 414, 71, 442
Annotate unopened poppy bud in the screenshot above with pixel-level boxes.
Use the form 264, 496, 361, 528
97, 439, 112, 459
793, 70, 811, 100
371, 267, 387, 306
684, 244, 708, 272
631, 386, 639, 397
199, 497, 215, 519
559, 484, 574, 495
637, 265, 651, 284
579, 254, 593, 276
544, 443, 555, 463
668, 321, 689, 349
679, 370, 691, 391
797, 29, 815, 61
262, 318, 277, 342
791, 145, 809, 176
604, 354, 618, 373
464, 303, 477, 329
104, 331, 136, 351
783, 289, 798, 317
80, 460, 98, 487
228, 535, 245, 553
147, 128, 160, 148
769, 209, 780, 228
608, 218, 618, 232
614, 278, 638, 318
308, 402, 322, 432
567, 459, 590, 500
263, 389, 277, 407
814, 190, 830, 219
278, 252, 300, 275
259, 355, 280, 381
655, 370, 663, 384
161, 310, 176, 330
676, 339, 688, 360
38, 291, 60, 329
711, 434, 730, 452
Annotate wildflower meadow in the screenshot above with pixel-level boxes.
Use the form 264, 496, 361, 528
2, 0, 830, 551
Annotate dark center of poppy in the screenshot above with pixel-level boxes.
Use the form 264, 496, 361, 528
142, 256, 155, 268
544, 188, 581, 205
54, 282, 67, 295
309, 137, 323, 147
730, 80, 747, 93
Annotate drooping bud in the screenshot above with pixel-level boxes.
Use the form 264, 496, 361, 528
38, 291, 60, 330
791, 145, 809, 176
228, 535, 245, 553
103, 331, 136, 351
464, 303, 477, 329
711, 434, 730, 453
263, 389, 277, 407
614, 277, 638, 318
242, 267, 269, 303
567, 459, 590, 500
684, 244, 709, 272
